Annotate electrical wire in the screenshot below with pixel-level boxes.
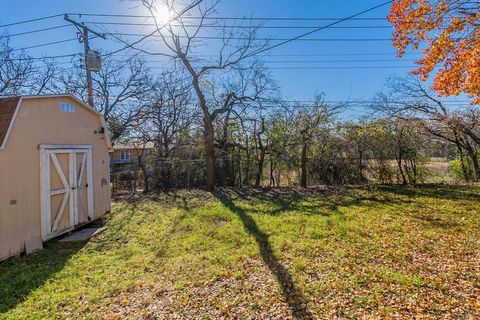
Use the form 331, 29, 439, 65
9, 53, 79, 61
104, 0, 204, 56
67, 13, 390, 21
247, 1, 394, 57
0, 25, 70, 39
111, 52, 421, 57
145, 65, 416, 70
142, 58, 417, 63
0, 13, 64, 28
105, 31, 394, 41
9, 38, 79, 52
82, 21, 393, 29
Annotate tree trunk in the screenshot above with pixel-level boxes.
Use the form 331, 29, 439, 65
459, 147, 469, 180
269, 155, 275, 187
358, 148, 365, 182
221, 147, 233, 187
471, 155, 480, 181
190, 73, 216, 192
255, 147, 266, 187
228, 153, 235, 186
139, 161, 149, 194
465, 142, 480, 181
454, 134, 469, 180
244, 143, 251, 185
300, 143, 308, 188
204, 118, 216, 191
396, 152, 407, 185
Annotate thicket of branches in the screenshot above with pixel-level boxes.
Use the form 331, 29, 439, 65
1, 0, 479, 191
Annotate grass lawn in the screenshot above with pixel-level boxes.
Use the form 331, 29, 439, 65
1, 185, 480, 319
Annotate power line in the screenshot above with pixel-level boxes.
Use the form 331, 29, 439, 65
261, 59, 416, 63
85, 21, 393, 29
266, 66, 414, 69
104, 0, 205, 56
277, 99, 472, 104
67, 13, 390, 21
255, 104, 471, 109
100, 1, 394, 58
248, 1, 394, 57
257, 53, 420, 57
9, 53, 79, 61
146, 65, 416, 70
106, 32, 394, 41
0, 13, 63, 28
9, 38, 79, 52
5, 52, 419, 61
111, 52, 420, 57
2, 37, 97, 54
0, 25, 70, 39
101, 1, 395, 57
143, 58, 417, 63
16, 52, 418, 62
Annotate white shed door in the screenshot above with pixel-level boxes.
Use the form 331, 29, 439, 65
40, 145, 94, 241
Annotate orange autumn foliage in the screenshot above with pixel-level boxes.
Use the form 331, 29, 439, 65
388, 0, 480, 104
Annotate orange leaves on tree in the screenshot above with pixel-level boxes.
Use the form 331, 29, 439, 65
388, 0, 480, 104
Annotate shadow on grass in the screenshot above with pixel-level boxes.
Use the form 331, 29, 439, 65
227, 187, 401, 217
378, 184, 480, 201
226, 184, 480, 218
0, 241, 85, 313
215, 191, 313, 319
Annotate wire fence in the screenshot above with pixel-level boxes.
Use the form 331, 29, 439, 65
111, 157, 241, 195
110, 155, 455, 195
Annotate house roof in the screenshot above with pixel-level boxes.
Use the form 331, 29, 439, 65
113, 141, 155, 150
0, 95, 112, 151
0, 97, 21, 148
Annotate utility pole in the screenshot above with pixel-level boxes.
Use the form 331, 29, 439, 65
64, 14, 106, 108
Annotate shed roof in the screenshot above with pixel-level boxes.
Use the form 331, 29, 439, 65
0, 95, 112, 151
0, 97, 21, 147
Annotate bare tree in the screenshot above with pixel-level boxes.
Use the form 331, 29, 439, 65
58, 56, 152, 141
374, 76, 480, 180
0, 37, 32, 96
294, 96, 337, 188
0, 35, 58, 96
253, 117, 268, 187
135, 0, 269, 191
136, 70, 196, 190
211, 63, 277, 186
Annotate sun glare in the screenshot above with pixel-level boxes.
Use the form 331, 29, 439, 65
155, 6, 171, 24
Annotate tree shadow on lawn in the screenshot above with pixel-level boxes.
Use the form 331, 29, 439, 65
226, 184, 480, 218
227, 187, 406, 217
378, 184, 480, 201
0, 241, 86, 313
215, 191, 313, 319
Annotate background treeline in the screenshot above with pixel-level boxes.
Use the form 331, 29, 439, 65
1, 34, 479, 192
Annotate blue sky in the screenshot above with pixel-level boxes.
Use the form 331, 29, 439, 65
0, 0, 438, 108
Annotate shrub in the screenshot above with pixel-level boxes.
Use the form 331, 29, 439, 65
448, 155, 475, 180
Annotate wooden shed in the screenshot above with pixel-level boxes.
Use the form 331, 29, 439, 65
0, 95, 112, 261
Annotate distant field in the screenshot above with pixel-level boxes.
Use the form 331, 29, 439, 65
1, 185, 479, 319
426, 157, 455, 182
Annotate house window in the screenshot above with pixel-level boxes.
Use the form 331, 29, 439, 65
120, 150, 130, 161
60, 102, 75, 113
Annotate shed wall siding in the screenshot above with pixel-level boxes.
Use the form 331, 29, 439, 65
0, 97, 111, 261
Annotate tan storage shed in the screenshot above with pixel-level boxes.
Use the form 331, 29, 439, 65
0, 95, 112, 261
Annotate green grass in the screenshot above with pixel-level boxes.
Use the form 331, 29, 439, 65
1, 185, 480, 319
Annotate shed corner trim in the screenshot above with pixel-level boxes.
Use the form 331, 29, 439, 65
0, 97, 23, 151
